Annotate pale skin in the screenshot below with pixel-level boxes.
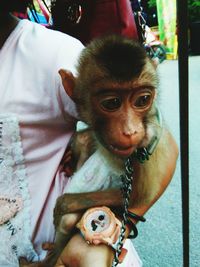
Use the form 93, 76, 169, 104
19, 36, 178, 267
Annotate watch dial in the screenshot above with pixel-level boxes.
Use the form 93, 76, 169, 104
86, 210, 110, 233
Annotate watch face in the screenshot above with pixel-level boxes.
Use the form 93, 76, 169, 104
85, 209, 110, 233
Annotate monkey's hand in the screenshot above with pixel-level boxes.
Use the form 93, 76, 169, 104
53, 190, 123, 228
60, 147, 74, 176
56, 212, 82, 234
72, 130, 94, 171
60, 130, 94, 176
53, 195, 81, 229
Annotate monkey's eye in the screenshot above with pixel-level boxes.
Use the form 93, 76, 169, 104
100, 97, 122, 111
134, 93, 152, 109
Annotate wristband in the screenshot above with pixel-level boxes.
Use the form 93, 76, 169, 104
127, 210, 146, 222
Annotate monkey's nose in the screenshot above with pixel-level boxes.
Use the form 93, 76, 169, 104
121, 127, 144, 147
123, 129, 138, 136
122, 120, 144, 140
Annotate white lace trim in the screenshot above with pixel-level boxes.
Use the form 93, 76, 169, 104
0, 114, 37, 265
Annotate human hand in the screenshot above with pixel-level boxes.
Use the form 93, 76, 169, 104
54, 233, 114, 267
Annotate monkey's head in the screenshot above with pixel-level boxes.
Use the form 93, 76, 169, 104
60, 35, 159, 158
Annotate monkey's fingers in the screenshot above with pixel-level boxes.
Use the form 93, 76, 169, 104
62, 150, 72, 163
61, 152, 72, 169
62, 165, 74, 177
42, 242, 55, 251
60, 150, 74, 176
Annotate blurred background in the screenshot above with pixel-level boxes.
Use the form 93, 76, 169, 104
16, 0, 200, 58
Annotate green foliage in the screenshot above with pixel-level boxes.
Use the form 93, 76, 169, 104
147, 0, 200, 23
188, 0, 200, 23
147, 0, 157, 8
33, 0, 41, 13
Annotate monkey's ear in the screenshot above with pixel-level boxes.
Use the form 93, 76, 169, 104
59, 69, 75, 99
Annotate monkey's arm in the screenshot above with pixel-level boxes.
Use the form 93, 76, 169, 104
53, 189, 123, 228
128, 128, 179, 222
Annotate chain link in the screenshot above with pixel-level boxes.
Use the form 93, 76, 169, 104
112, 156, 134, 267
132, 0, 147, 44
137, 11, 147, 44
111, 146, 151, 266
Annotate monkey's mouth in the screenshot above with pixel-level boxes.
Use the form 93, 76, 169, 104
109, 144, 136, 158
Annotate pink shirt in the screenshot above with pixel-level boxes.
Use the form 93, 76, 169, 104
0, 19, 83, 262
0, 19, 142, 267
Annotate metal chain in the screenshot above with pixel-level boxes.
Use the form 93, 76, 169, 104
138, 11, 147, 44
111, 145, 151, 266
132, 0, 147, 44
112, 156, 135, 267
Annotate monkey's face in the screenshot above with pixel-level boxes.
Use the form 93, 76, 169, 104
91, 81, 156, 158
74, 35, 158, 158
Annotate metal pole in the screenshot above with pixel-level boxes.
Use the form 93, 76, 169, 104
176, 0, 189, 266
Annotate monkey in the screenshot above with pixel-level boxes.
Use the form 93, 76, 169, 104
21, 35, 178, 267
58, 34, 163, 201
